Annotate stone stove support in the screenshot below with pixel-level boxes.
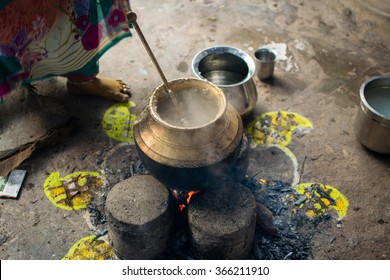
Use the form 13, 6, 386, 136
105, 175, 174, 259
188, 179, 257, 259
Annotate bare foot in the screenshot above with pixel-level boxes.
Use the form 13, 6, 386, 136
67, 77, 131, 102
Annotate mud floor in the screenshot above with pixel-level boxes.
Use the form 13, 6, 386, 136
0, 0, 389, 260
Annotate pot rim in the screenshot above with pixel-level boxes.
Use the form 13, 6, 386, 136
191, 45, 256, 88
148, 77, 227, 130
359, 76, 390, 126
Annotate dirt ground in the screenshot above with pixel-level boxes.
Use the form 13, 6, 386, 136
1, 0, 389, 260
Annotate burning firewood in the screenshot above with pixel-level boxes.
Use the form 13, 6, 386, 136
256, 202, 278, 236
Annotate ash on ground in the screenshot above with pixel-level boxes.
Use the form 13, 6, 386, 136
245, 178, 331, 260
87, 143, 330, 260
102, 143, 149, 186
160, 177, 331, 260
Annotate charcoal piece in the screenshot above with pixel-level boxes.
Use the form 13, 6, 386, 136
188, 179, 257, 259
105, 175, 174, 259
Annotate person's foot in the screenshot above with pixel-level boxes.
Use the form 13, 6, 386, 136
67, 77, 131, 102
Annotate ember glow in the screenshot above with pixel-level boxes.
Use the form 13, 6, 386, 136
178, 190, 200, 211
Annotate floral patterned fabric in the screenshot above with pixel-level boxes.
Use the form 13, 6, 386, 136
0, 0, 132, 98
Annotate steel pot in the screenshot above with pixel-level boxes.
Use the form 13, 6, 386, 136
192, 46, 258, 118
133, 78, 243, 191
355, 76, 390, 154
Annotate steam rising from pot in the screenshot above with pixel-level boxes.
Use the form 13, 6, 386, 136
155, 87, 221, 128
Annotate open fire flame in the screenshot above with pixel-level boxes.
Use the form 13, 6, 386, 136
172, 190, 201, 211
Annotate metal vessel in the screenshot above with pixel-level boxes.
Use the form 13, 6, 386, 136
355, 76, 390, 154
192, 45, 258, 118
133, 78, 244, 190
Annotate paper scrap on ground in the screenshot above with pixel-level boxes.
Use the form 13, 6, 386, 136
0, 169, 26, 198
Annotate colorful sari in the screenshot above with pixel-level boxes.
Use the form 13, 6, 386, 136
0, 0, 132, 100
